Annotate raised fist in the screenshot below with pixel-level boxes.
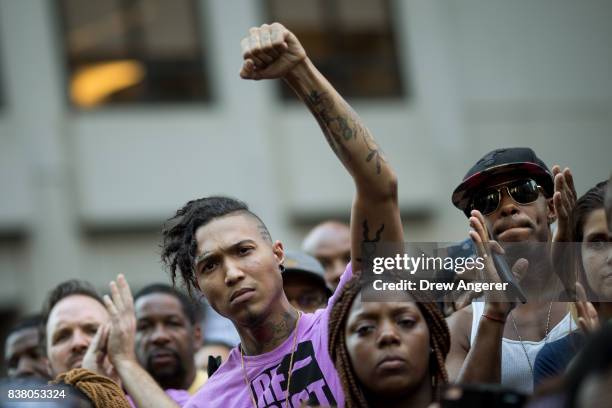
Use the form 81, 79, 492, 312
240, 23, 307, 80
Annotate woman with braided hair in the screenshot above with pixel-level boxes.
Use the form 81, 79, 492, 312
329, 276, 450, 407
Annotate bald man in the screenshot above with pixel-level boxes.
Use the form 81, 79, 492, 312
302, 221, 350, 290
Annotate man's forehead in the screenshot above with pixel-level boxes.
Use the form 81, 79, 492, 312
195, 213, 265, 254
48, 295, 108, 327
307, 230, 350, 254
135, 293, 184, 317
479, 174, 530, 190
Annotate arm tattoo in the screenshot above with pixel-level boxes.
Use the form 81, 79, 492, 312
366, 141, 383, 175
305, 90, 386, 174
362, 219, 385, 243
305, 90, 353, 162
357, 220, 385, 263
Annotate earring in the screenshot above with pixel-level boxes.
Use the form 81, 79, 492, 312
279, 264, 285, 272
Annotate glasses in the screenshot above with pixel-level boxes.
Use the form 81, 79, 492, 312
469, 179, 543, 216
289, 292, 327, 311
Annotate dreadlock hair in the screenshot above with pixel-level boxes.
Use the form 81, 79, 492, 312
572, 180, 609, 301
328, 276, 450, 407
161, 196, 272, 297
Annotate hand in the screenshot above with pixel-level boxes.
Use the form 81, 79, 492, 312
81, 323, 121, 384
240, 23, 307, 80
551, 165, 577, 243
103, 274, 137, 366
82, 324, 108, 374
452, 259, 489, 310
469, 210, 528, 317
575, 282, 599, 334
549, 165, 577, 294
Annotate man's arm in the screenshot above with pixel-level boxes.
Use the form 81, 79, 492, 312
240, 23, 403, 271
104, 275, 179, 408
446, 305, 506, 383
445, 306, 472, 381
447, 210, 528, 383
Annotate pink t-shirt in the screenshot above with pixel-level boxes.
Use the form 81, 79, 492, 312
128, 389, 191, 407
184, 264, 352, 408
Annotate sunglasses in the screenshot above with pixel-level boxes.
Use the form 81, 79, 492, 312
289, 292, 327, 311
469, 179, 543, 216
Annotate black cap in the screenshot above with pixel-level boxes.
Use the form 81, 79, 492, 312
452, 147, 554, 216
282, 250, 331, 296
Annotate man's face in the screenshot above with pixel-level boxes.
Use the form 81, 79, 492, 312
194, 213, 285, 326
478, 178, 553, 244
303, 223, 350, 290
5, 327, 49, 379
282, 274, 328, 313
135, 293, 198, 389
46, 295, 109, 376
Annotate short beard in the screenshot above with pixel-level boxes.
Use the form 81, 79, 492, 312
146, 352, 187, 390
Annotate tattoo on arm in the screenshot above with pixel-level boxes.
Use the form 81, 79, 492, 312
357, 220, 385, 263
304, 90, 386, 174
362, 219, 385, 244
305, 90, 350, 161
366, 141, 383, 175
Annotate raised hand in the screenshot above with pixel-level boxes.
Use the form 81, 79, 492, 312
575, 282, 600, 334
551, 165, 577, 243
103, 274, 137, 365
550, 165, 577, 294
96, 275, 179, 408
240, 23, 307, 80
81, 323, 121, 384
469, 210, 528, 317
82, 324, 108, 374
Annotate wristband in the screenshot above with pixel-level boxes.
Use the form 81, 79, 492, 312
482, 313, 506, 324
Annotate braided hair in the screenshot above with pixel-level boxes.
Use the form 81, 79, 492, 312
328, 276, 450, 407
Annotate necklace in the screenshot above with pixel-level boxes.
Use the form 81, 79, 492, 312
509, 302, 553, 376
240, 311, 302, 408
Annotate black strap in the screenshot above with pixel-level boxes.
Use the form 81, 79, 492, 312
207, 355, 222, 377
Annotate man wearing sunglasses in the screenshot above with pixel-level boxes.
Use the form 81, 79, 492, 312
282, 250, 331, 313
445, 147, 577, 394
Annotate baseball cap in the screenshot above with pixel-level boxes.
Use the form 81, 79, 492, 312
282, 250, 331, 295
452, 147, 554, 216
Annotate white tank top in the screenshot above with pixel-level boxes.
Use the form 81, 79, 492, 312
469, 301, 573, 394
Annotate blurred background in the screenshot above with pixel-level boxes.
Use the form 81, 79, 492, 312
0, 0, 611, 368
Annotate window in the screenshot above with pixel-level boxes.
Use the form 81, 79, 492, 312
57, 0, 210, 108
267, 0, 405, 99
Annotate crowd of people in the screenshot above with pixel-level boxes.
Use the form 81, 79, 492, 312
2, 22, 611, 408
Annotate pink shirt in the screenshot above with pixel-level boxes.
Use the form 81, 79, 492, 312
184, 263, 353, 407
